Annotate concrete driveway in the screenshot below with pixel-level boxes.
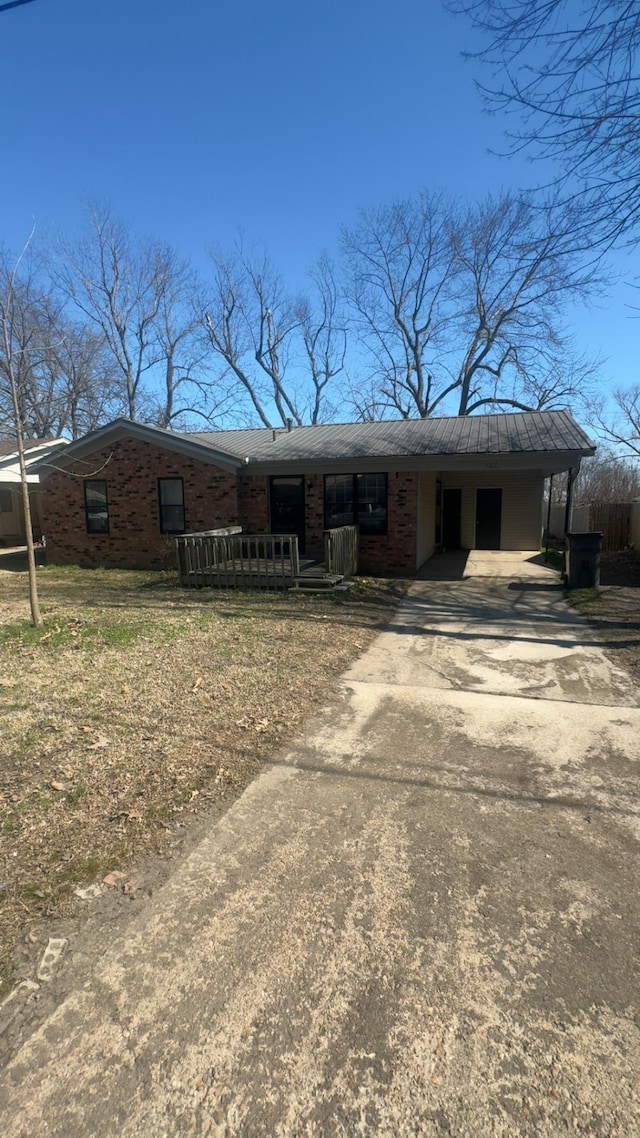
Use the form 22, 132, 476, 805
2, 554, 639, 1136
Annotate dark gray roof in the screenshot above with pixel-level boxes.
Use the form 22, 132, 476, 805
189, 411, 594, 464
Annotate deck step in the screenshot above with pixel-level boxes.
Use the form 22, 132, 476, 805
290, 573, 346, 591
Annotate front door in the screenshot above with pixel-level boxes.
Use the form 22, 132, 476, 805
475, 488, 502, 549
442, 488, 462, 549
269, 476, 306, 554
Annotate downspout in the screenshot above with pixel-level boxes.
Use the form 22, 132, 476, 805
564, 466, 578, 537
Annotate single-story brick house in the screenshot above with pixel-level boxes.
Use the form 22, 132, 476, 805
39, 411, 595, 575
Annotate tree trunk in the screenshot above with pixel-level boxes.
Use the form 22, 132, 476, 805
10, 391, 43, 627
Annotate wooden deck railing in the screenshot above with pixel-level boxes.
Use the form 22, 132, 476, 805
176, 531, 300, 589
324, 525, 359, 578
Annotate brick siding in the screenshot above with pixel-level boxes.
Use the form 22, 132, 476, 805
44, 438, 239, 569
44, 437, 420, 575
298, 472, 418, 574
237, 474, 269, 533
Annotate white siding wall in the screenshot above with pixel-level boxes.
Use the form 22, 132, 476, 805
416, 472, 437, 568
0, 483, 24, 543
440, 471, 544, 550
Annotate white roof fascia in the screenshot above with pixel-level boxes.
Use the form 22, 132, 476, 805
0, 438, 70, 477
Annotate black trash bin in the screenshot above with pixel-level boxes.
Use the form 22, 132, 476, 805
565, 531, 602, 589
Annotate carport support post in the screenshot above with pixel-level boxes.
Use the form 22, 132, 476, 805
544, 475, 553, 563
562, 467, 577, 581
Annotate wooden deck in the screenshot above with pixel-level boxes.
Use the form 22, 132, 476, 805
175, 526, 360, 591
176, 533, 300, 590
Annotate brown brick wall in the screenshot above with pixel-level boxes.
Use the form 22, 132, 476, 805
237, 474, 269, 533
304, 477, 326, 560
302, 471, 418, 575
360, 471, 418, 575
44, 438, 239, 569
44, 438, 420, 575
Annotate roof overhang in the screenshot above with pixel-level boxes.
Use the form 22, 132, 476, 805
36, 420, 243, 480
241, 448, 594, 477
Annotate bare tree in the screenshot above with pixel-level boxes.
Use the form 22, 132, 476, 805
343, 192, 461, 419
0, 237, 43, 626
450, 0, 640, 246
148, 250, 231, 429
43, 321, 117, 438
0, 252, 114, 440
589, 385, 640, 460
574, 451, 640, 505
454, 195, 602, 413
54, 204, 169, 421
295, 256, 346, 424
343, 190, 599, 418
203, 241, 343, 427
53, 204, 223, 429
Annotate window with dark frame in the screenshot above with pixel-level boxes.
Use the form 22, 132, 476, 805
158, 477, 185, 534
324, 473, 387, 535
0, 488, 13, 513
84, 480, 109, 534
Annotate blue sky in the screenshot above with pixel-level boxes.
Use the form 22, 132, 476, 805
0, 0, 636, 422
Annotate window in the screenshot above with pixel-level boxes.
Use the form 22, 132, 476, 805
324, 474, 354, 530
0, 488, 13, 513
84, 480, 109, 534
158, 478, 185, 534
324, 473, 387, 535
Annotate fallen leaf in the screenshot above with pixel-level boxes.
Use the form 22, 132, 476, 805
191, 676, 203, 691
50, 781, 68, 792
102, 871, 126, 887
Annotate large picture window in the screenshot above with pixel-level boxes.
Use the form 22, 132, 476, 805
158, 478, 185, 534
324, 473, 387, 536
84, 480, 109, 534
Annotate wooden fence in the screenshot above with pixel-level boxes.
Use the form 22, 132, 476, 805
588, 502, 632, 551
324, 525, 359, 578
548, 501, 636, 551
176, 532, 300, 589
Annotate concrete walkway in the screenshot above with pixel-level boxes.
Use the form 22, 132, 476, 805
2, 555, 639, 1136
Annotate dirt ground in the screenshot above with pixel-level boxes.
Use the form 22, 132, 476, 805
0, 563, 406, 1008
569, 550, 640, 684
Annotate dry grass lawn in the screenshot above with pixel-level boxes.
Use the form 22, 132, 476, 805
0, 564, 406, 997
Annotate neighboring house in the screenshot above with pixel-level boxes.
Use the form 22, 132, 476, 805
0, 437, 70, 547
39, 412, 595, 574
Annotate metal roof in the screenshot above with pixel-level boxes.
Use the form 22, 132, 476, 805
188, 411, 594, 464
